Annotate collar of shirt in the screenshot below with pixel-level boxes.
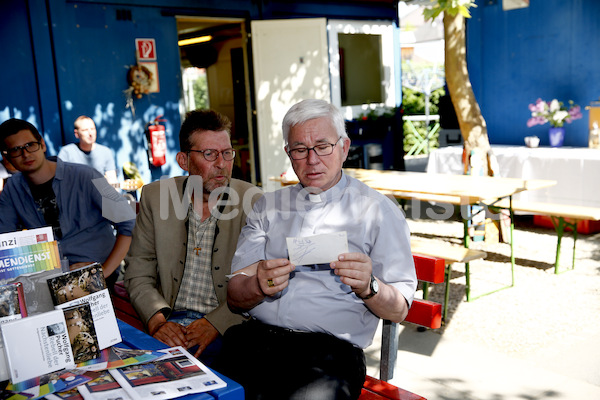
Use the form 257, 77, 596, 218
294, 171, 348, 204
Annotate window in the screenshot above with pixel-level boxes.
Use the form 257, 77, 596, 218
328, 20, 399, 120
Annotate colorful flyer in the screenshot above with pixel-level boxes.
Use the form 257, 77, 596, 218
0, 241, 61, 283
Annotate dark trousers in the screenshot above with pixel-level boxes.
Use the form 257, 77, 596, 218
213, 319, 366, 400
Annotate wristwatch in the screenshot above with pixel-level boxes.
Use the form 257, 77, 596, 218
360, 274, 379, 300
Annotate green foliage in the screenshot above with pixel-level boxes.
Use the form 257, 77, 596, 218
423, 0, 477, 21
402, 86, 445, 155
192, 75, 209, 110
402, 87, 444, 115
403, 123, 439, 154
357, 107, 396, 121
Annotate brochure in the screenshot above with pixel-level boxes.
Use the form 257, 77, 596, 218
47, 263, 121, 350
77, 370, 133, 400
0, 241, 61, 284
5, 368, 99, 400
0, 282, 27, 381
0, 227, 53, 250
45, 387, 84, 400
0, 281, 27, 322
0, 309, 75, 384
109, 346, 226, 400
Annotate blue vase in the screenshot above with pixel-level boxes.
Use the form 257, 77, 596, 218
549, 127, 565, 147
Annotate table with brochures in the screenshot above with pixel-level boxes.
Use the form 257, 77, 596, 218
117, 319, 245, 400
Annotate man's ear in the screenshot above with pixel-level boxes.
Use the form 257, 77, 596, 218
341, 137, 351, 161
74, 129, 80, 140
176, 151, 189, 172
40, 138, 48, 153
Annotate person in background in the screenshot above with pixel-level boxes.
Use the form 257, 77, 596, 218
214, 99, 417, 400
124, 109, 261, 365
0, 118, 135, 290
58, 115, 118, 185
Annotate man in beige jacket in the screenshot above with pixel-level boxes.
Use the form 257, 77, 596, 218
124, 109, 261, 364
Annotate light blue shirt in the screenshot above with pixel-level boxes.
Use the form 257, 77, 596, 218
58, 143, 116, 176
232, 172, 416, 348
0, 158, 135, 265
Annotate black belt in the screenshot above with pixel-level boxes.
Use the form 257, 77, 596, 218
247, 318, 311, 336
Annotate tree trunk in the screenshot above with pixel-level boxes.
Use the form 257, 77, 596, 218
443, 12, 495, 176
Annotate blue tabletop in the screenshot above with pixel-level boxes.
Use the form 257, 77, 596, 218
116, 319, 244, 400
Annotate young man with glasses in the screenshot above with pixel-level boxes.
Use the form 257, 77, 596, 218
124, 109, 261, 365
214, 99, 417, 400
0, 118, 135, 290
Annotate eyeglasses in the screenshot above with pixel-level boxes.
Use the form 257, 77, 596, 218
2, 141, 42, 158
188, 148, 236, 161
287, 138, 342, 160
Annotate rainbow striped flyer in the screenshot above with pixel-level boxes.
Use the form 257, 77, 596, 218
0, 241, 61, 282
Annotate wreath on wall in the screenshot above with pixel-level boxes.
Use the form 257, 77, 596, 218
127, 64, 153, 98
124, 64, 154, 116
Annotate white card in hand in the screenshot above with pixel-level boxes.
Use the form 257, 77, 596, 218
286, 232, 348, 266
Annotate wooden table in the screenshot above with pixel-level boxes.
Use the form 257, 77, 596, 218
276, 168, 557, 299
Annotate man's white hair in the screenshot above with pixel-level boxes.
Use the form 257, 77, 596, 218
282, 99, 348, 144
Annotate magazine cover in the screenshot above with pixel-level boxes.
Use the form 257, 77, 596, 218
47, 263, 106, 305
62, 303, 101, 364
109, 346, 226, 400
0, 227, 53, 250
0, 282, 28, 382
0, 309, 75, 384
77, 370, 133, 400
0, 241, 61, 284
48, 263, 121, 350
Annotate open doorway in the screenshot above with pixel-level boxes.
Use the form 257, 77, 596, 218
176, 16, 254, 183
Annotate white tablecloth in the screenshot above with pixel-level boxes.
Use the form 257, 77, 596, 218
427, 145, 600, 207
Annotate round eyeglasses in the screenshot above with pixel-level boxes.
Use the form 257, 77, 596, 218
188, 148, 236, 161
2, 141, 42, 158
287, 137, 342, 160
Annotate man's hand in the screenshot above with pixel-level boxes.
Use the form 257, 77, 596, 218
147, 311, 188, 348
185, 318, 219, 358
256, 258, 295, 296
330, 252, 372, 298
227, 259, 295, 311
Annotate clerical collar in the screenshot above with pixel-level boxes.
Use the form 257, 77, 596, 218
300, 172, 348, 203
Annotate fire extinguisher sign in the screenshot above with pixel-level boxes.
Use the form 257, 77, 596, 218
136, 38, 156, 61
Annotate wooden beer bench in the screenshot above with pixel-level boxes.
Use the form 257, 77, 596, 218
494, 200, 600, 273
411, 240, 487, 304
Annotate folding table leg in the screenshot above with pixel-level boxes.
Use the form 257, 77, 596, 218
463, 197, 515, 302
551, 216, 578, 274
444, 264, 452, 322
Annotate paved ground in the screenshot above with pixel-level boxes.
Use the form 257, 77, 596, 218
364, 211, 600, 400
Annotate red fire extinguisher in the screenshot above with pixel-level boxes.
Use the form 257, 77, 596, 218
146, 116, 166, 167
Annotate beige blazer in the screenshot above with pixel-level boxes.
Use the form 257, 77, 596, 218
124, 177, 262, 334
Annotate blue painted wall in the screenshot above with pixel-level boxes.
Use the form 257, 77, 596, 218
467, 0, 599, 147
0, 0, 398, 183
